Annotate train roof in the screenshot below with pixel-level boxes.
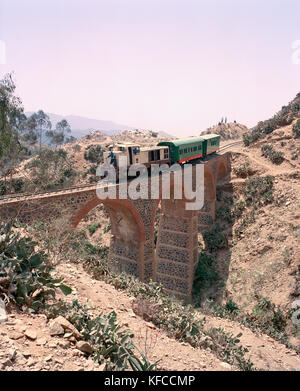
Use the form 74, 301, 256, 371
157, 134, 219, 147
200, 133, 221, 139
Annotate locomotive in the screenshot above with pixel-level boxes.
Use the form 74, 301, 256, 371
103, 133, 220, 168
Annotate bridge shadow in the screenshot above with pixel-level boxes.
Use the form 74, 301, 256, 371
193, 156, 234, 308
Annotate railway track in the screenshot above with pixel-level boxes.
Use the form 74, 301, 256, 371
0, 141, 242, 204
219, 140, 242, 151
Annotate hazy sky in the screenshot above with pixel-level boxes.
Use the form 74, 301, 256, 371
1, 0, 300, 136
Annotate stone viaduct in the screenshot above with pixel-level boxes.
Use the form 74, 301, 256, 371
0, 153, 230, 301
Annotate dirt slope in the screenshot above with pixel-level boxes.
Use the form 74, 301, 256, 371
2, 261, 299, 371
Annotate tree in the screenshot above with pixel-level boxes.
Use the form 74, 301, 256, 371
0, 73, 27, 180
23, 110, 52, 152
46, 119, 72, 148
25, 149, 77, 190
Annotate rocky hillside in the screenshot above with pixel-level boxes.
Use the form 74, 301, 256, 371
201, 122, 249, 140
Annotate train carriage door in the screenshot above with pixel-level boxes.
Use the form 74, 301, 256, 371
202, 140, 207, 157
128, 147, 133, 165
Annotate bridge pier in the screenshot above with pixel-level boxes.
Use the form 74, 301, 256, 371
155, 199, 199, 301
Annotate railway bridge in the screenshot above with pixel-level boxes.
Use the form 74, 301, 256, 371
0, 152, 231, 300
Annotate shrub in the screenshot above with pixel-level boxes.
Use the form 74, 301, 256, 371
225, 299, 240, 314
88, 223, 100, 236
232, 200, 245, 219
216, 205, 233, 223
72, 144, 81, 152
292, 119, 300, 138
0, 180, 7, 195
45, 299, 157, 371
243, 93, 300, 145
250, 297, 287, 335
103, 223, 111, 233
0, 224, 71, 311
233, 163, 254, 178
84, 145, 103, 163
243, 129, 261, 146
205, 327, 254, 370
203, 223, 227, 253
193, 253, 218, 295
11, 178, 24, 193
25, 149, 77, 191
242, 176, 274, 207
261, 144, 284, 165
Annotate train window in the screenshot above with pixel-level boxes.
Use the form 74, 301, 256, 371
164, 149, 169, 159
184, 148, 187, 153
193, 146, 197, 151
119, 146, 126, 151
148, 150, 160, 162
198, 145, 202, 150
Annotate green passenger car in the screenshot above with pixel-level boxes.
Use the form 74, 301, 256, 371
157, 134, 220, 164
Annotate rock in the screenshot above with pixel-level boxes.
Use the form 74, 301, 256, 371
22, 350, 31, 358
9, 348, 17, 361
53, 316, 81, 339
76, 341, 94, 354
220, 362, 231, 369
27, 358, 37, 367
49, 321, 64, 336
44, 355, 52, 362
58, 340, 70, 349
98, 363, 106, 371
1, 358, 13, 368
0, 299, 7, 325
9, 331, 24, 340
145, 322, 156, 330
48, 342, 58, 348
24, 328, 37, 340
36, 337, 47, 346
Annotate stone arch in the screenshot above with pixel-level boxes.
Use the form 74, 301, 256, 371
70, 197, 146, 242
70, 196, 156, 281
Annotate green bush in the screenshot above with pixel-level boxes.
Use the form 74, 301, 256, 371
242, 176, 274, 207
203, 223, 227, 253
225, 299, 240, 314
232, 200, 245, 219
84, 145, 103, 163
0, 224, 71, 311
250, 297, 287, 335
0, 180, 7, 195
243, 93, 300, 145
193, 253, 218, 295
45, 299, 157, 371
261, 144, 284, 165
88, 223, 100, 236
233, 163, 254, 178
103, 223, 111, 233
25, 149, 77, 191
216, 205, 233, 223
293, 119, 300, 138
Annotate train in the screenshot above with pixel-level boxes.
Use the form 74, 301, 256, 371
103, 133, 220, 168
